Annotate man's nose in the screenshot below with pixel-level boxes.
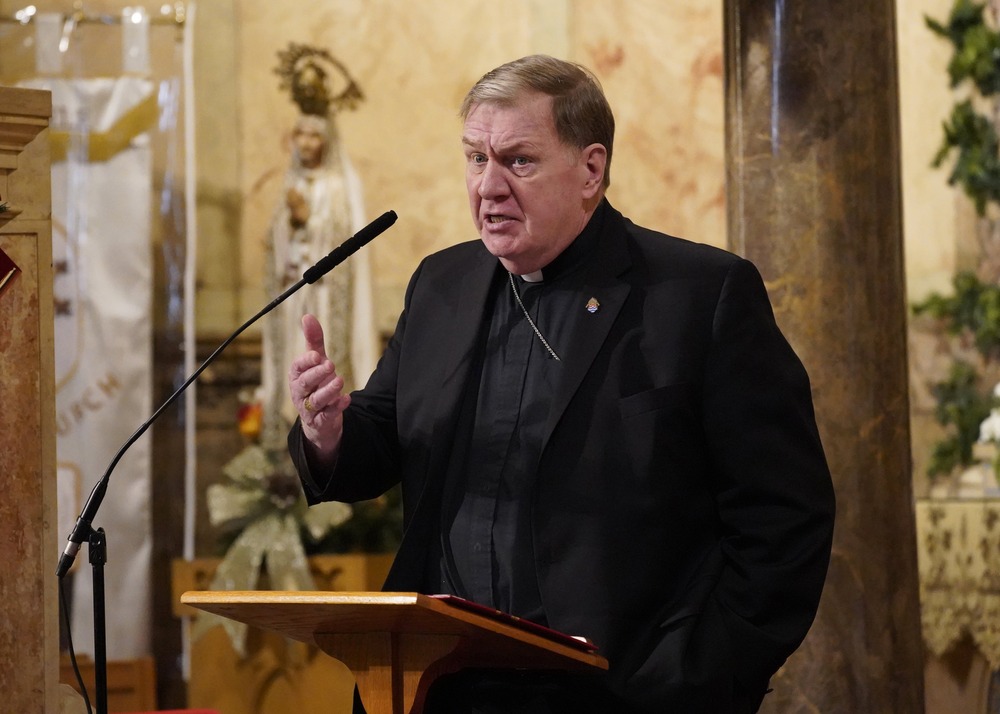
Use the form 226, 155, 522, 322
478, 160, 509, 199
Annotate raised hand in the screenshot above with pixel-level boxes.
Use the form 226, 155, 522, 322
287, 313, 351, 465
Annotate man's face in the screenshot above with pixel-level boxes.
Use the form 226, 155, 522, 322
463, 92, 604, 275
293, 125, 326, 169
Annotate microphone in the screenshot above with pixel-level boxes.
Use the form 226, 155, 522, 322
55, 209, 398, 578
304, 210, 396, 283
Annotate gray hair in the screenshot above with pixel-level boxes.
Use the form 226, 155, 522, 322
460, 55, 615, 188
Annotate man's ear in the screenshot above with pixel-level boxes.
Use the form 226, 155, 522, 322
580, 143, 608, 199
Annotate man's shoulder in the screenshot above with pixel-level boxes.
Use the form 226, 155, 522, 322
611, 209, 742, 277
420, 239, 491, 270
406, 240, 496, 283
401, 239, 496, 302
437, 238, 489, 256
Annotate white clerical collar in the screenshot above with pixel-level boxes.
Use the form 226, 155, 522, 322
520, 270, 544, 283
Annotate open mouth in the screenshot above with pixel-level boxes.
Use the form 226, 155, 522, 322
487, 215, 511, 224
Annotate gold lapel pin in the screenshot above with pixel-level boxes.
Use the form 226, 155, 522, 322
586, 297, 600, 314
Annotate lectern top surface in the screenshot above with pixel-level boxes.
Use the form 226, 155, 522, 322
181, 590, 608, 671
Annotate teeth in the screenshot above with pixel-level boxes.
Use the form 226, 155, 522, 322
489, 216, 505, 223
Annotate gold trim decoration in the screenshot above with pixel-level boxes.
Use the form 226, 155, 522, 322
916, 499, 1000, 669
274, 43, 363, 117
49, 91, 158, 163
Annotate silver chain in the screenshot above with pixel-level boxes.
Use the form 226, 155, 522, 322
508, 272, 561, 361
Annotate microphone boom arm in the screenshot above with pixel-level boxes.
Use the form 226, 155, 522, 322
55, 209, 397, 577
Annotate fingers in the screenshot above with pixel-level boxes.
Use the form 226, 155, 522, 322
288, 314, 347, 420
304, 372, 350, 413
301, 314, 327, 357
291, 362, 349, 462
287, 313, 347, 463
290, 317, 333, 401
289, 353, 337, 407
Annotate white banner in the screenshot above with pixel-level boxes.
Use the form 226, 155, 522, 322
24, 76, 155, 658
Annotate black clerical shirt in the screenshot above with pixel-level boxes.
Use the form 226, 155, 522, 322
424, 202, 606, 626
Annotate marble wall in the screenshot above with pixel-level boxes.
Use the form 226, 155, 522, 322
0, 0, 960, 394
0, 0, 964, 499
220, 1, 726, 338
212, 0, 966, 501
0, 0, 988, 708
898, 0, 974, 299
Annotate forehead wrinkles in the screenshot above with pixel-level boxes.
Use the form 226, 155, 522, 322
462, 104, 553, 154
462, 123, 543, 153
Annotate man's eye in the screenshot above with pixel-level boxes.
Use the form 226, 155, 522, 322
513, 157, 529, 167
472, 154, 487, 164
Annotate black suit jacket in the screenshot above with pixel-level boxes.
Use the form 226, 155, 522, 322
292, 202, 835, 713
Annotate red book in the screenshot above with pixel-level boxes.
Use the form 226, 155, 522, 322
0, 246, 18, 297
428, 594, 599, 652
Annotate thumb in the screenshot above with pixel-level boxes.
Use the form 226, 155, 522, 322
301, 313, 328, 357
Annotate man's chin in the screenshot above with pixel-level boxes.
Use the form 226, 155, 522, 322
496, 255, 540, 276
481, 233, 514, 257
482, 237, 547, 275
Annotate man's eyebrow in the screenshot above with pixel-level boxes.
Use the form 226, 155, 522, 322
461, 136, 535, 153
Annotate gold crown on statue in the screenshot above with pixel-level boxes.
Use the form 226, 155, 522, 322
275, 43, 364, 117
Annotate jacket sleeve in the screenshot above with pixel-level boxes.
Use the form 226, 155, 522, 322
290, 259, 428, 505
661, 258, 835, 709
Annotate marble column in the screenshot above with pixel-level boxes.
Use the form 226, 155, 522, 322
724, 2, 925, 712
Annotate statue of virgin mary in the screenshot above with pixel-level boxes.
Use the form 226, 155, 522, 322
260, 47, 376, 450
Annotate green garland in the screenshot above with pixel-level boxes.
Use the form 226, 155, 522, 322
914, 272, 1000, 477
915, 270, 1000, 355
933, 100, 1000, 214
927, 0, 1000, 214
918, 2, 1000, 482
927, 0, 1000, 94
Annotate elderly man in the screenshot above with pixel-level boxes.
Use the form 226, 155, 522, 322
287, 54, 835, 713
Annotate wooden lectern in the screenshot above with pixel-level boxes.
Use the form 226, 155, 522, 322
181, 591, 608, 714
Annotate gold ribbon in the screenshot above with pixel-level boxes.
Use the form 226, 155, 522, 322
191, 444, 351, 657
49, 91, 158, 163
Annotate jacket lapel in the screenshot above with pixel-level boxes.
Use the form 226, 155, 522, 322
387, 246, 498, 588
542, 208, 632, 448
424, 246, 498, 479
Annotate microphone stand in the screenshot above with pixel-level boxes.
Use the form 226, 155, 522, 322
54, 210, 397, 714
